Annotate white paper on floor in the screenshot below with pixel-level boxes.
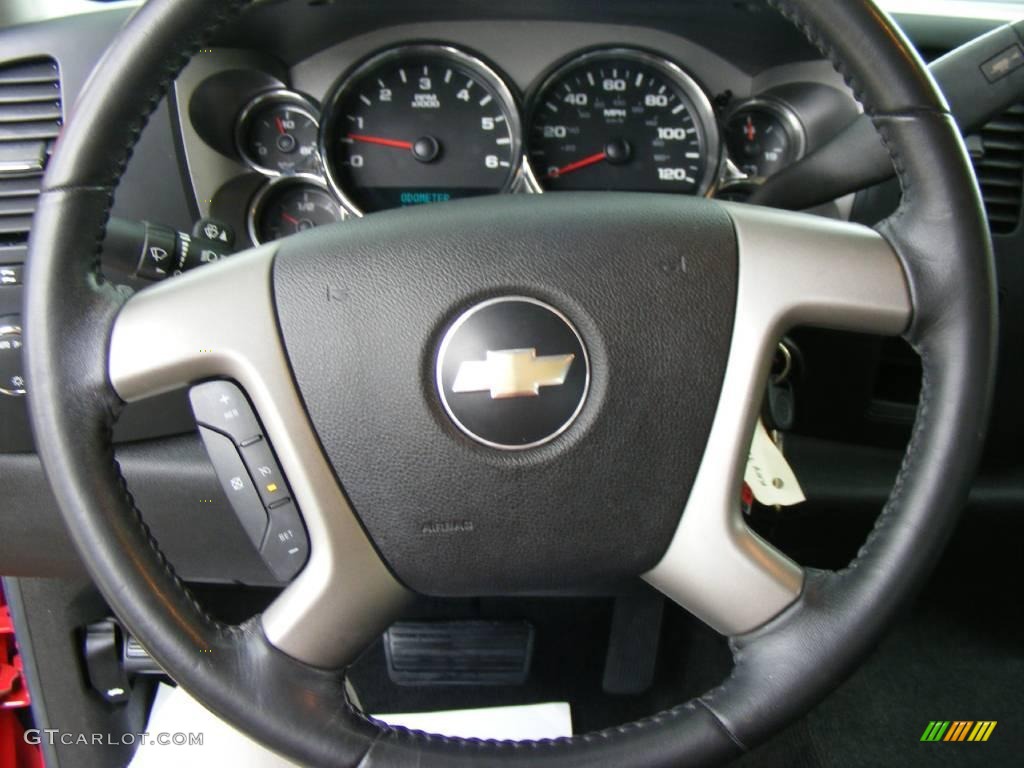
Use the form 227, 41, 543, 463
129, 683, 301, 768
130, 683, 573, 768
373, 701, 573, 741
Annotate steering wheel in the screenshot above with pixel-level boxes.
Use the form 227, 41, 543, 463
24, 0, 996, 765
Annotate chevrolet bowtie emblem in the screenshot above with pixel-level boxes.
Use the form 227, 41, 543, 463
452, 349, 576, 399
437, 297, 589, 449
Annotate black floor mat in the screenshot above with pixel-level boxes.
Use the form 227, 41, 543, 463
347, 595, 732, 735
346, 507, 1022, 766
736, 507, 1024, 767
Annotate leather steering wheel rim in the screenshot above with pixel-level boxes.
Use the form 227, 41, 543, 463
25, 1, 996, 766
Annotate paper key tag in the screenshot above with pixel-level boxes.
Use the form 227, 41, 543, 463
744, 419, 806, 507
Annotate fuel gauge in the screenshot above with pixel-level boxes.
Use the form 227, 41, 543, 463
248, 178, 344, 244
725, 100, 805, 180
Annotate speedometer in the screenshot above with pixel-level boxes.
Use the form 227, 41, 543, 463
320, 45, 526, 215
528, 49, 720, 195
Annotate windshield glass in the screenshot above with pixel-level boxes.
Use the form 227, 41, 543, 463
881, 0, 1024, 19
5, 0, 1024, 28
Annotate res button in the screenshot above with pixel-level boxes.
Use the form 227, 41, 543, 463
190, 380, 262, 445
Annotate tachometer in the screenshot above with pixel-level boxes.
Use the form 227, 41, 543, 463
528, 49, 719, 195
320, 45, 526, 215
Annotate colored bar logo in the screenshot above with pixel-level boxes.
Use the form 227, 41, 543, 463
921, 721, 997, 742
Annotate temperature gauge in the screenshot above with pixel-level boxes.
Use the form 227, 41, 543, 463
237, 90, 322, 176
725, 100, 805, 180
248, 179, 344, 244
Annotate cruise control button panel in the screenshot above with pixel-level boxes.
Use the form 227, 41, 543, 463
191, 381, 309, 582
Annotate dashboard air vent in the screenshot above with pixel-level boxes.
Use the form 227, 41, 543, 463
970, 103, 1024, 235
0, 57, 61, 259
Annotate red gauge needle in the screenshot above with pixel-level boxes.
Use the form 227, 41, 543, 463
347, 133, 414, 150
281, 212, 300, 225
275, 116, 287, 135
547, 151, 607, 179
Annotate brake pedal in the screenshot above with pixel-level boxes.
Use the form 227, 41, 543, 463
384, 621, 533, 686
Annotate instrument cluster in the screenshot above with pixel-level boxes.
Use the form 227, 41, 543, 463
235, 43, 809, 242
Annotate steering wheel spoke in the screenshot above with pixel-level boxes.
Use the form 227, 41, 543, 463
645, 204, 912, 636
109, 246, 410, 668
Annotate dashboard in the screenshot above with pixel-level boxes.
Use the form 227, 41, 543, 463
1, 0, 1022, 588
173, 20, 860, 248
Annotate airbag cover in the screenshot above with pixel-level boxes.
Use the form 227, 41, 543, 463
272, 193, 736, 594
